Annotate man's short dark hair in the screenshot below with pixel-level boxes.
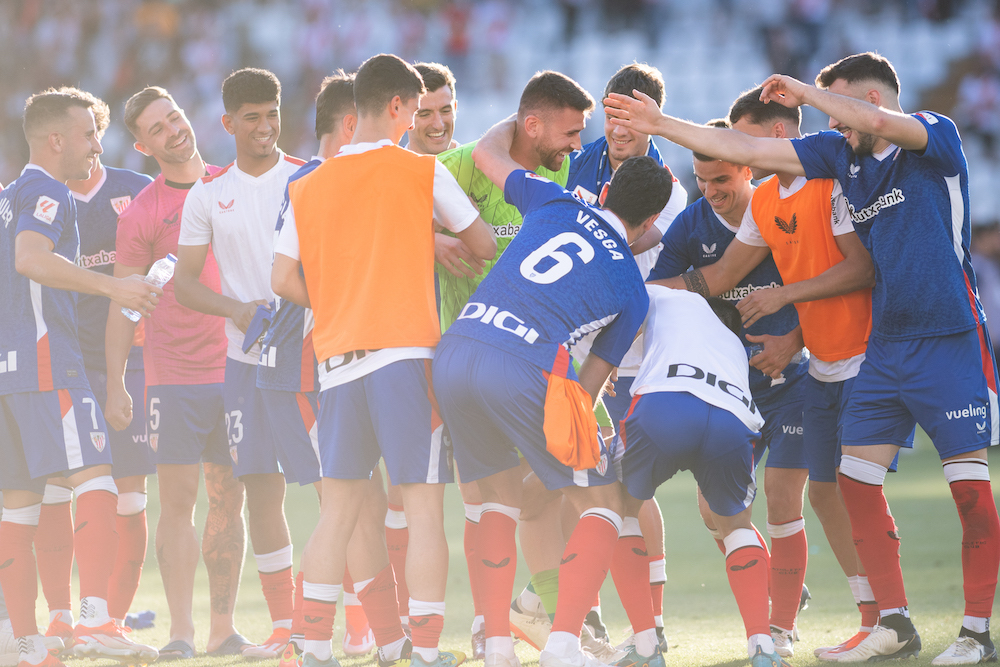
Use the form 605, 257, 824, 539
56, 87, 110, 135
707, 297, 742, 336
728, 85, 800, 129
354, 53, 425, 117
692, 118, 731, 162
222, 68, 281, 114
124, 86, 176, 138
603, 156, 673, 229
816, 52, 900, 95
518, 71, 595, 119
315, 69, 356, 140
414, 62, 456, 95
23, 88, 96, 141
603, 63, 665, 108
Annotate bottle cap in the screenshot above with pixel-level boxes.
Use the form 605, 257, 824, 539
166, 253, 177, 262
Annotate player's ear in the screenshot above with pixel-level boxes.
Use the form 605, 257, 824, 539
343, 113, 357, 138
389, 95, 403, 119
49, 131, 63, 153
866, 88, 881, 107
133, 141, 153, 157
221, 113, 235, 136
772, 122, 786, 139
523, 114, 541, 138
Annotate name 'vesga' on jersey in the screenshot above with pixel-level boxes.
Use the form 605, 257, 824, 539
458, 302, 540, 344
667, 362, 760, 415
575, 209, 625, 260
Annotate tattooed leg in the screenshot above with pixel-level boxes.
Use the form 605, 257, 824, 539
202, 462, 246, 650
155, 463, 201, 648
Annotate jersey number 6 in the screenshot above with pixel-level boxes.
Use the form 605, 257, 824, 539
519, 232, 594, 285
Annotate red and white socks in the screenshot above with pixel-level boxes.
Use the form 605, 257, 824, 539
408, 599, 446, 663
73, 476, 119, 628
302, 581, 341, 661
463, 503, 486, 638
610, 517, 657, 657
649, 555, 666, 637
847, 574, 878, 631
767, 517, 807, 632
256, 544, 294, 633
723, 527, 772, 657
385, 504, 410, 625
35, 484, 73, 624
477, 503, 520, 662
109, 491, 148, 621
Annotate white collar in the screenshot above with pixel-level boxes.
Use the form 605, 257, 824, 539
336, 139, 395, 157
71, 167, 108, 203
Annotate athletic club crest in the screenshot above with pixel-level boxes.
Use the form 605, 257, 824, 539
90, 431, 106, 453
595, 452, 609, 477
109, 196, 133, 216
149, 433, 159, 453
230, 444, 239, 466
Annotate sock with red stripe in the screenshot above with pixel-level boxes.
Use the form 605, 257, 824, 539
478, 504, 519, 639
0, 504, 42, 638
838, 457, 908, 609
943, 459, 1000, 618
723, 528, 771, 639
74, 478, 119, 603
551, 509, 621, 636
108, 492, 147, 620
385, 504, 410, 622
302, 581, 340, 661
610, 517, 655, 635
257, 545, 294, 630
767, 517, 807, 631
35, 484, 73, 617
649, 556, 666, 631
291, 570, 305, 649
408, 599, 445, 662
848, 575, 879, 630
464, 503, 485, 624
356, 565, 406, 647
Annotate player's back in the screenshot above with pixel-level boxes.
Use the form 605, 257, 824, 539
0, 168, 88, 394
444, 171, 647, 373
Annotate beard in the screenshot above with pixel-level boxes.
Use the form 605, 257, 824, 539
853, 130, 878, 157
537, 143, 568, 172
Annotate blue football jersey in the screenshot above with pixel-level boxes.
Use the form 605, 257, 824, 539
648, 196, 807, 405
75, 166, 153, 371
0, 167, 89, 394
257, 159, 319, 393
443, 170, 648, 373
567, 136, 666, 197
792, 112, 982, 341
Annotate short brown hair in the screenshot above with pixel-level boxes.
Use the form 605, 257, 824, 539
315, 69, 356, 139
55, 87, 110, 135
222, 67, 281, 114
692, 118, 732, 162
414, 62, 456, 95
728, 85, 800, 129
603, 63, 665, 108
518, 71, 595, 119
816, 52, 900, 95
23, 88, 97, 142
123, 86, 176, 138
354, 53, 425, 117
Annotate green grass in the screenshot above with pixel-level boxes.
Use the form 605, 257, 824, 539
49, 430, 999, 666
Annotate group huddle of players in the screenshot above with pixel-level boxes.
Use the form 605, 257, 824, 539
0, 46, 998, 667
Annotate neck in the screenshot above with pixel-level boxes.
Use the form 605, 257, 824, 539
236, 149, 280, 177
67, 160, 103, 195
508, 125, 541, 171
28, 152, 67, 183
317, 132, 348, 159
352, 116, 399, 146
776, 171, 796, 188
160, 152, 207, 184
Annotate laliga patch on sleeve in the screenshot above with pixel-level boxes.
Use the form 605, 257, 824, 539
916, 112, 939, 125
525, 172, 551, 183
33, 195, 59, 224
572, 185, 598, 205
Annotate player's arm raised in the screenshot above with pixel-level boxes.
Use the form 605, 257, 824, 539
605, 90, 805, 177
174, 243, 264, 333
471, 115, 521, 192
105, 260, 148, 431
15, 229, 161, 313
649, 240, 770, 297
760, 74, 928, 152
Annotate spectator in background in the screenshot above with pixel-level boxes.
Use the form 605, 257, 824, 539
972, 220, 1000, 350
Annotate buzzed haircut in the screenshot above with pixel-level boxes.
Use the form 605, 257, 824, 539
414, 62, 456, 95
23, 88, 96, 142
603, 156, 673, 229
707, 297, 742, 336
57, 87, 110, 135
603, 63, 665, 108
692, 118, 732, 163
816, 52, 900, 95
315, 69, 356, 140
353, 53, 425, 117
123, 86, 176, 138
728, 85, 801, 129
518, 71, 595, 119
222, 67, 281, 114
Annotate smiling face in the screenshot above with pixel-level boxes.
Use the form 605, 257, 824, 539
604, 109, 650, 169
134, 97, 198, 164
407, 86, 456, 155
226, 100, 280, 160
693, 157, 752, 222
60, 105, 104, 181
533, 106, 587, 172
825, 78, 879, 157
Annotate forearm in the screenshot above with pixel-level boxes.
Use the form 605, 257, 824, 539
174, 274, 242, 318
16, 247, 117, 297
801, 86, 924, 150
272, 276, 310, 309
648, 263, 737, 297
656, 117, 803, 176
105, 306, 137, 384
779, 256, 874, 304
578, 354, 615, 406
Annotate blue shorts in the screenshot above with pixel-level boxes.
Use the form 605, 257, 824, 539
317, 358, 453, 484
605, 375, 636, 428
842, 326, 999, 458
147, 384, 230, 467
224, 358, 288, 478
753, 392, 806, 470
0, 389, 113, 493
804, 375, 854, 483
85, 367, 154, 478
433, 337, 614, 490
619, 391, 757, 516
260, 389, 321, 486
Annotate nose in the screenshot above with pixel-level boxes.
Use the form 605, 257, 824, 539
611, 123, 628, 139
429, 112, 444, 131
828, 116, 839, 130
93, 136, 104, 155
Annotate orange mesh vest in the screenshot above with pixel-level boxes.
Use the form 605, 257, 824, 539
751, 177, 871, 362
288, 145, 440, 361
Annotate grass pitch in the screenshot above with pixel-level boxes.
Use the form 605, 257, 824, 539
50, 430, 998, 666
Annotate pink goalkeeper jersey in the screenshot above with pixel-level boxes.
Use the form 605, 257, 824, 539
116, 169, 227, 386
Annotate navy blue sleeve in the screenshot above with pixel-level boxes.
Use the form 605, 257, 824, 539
791, 131, 844, 181
16, 182, 71, 246
912, 112, 965, 177
589, 285, 649, 365
647, 209, 694, 281
503, 169, 566, 216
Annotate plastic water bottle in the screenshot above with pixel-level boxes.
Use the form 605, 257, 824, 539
122, 253, 176, 322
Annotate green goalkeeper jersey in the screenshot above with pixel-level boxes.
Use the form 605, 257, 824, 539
437, 140, 569, 330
